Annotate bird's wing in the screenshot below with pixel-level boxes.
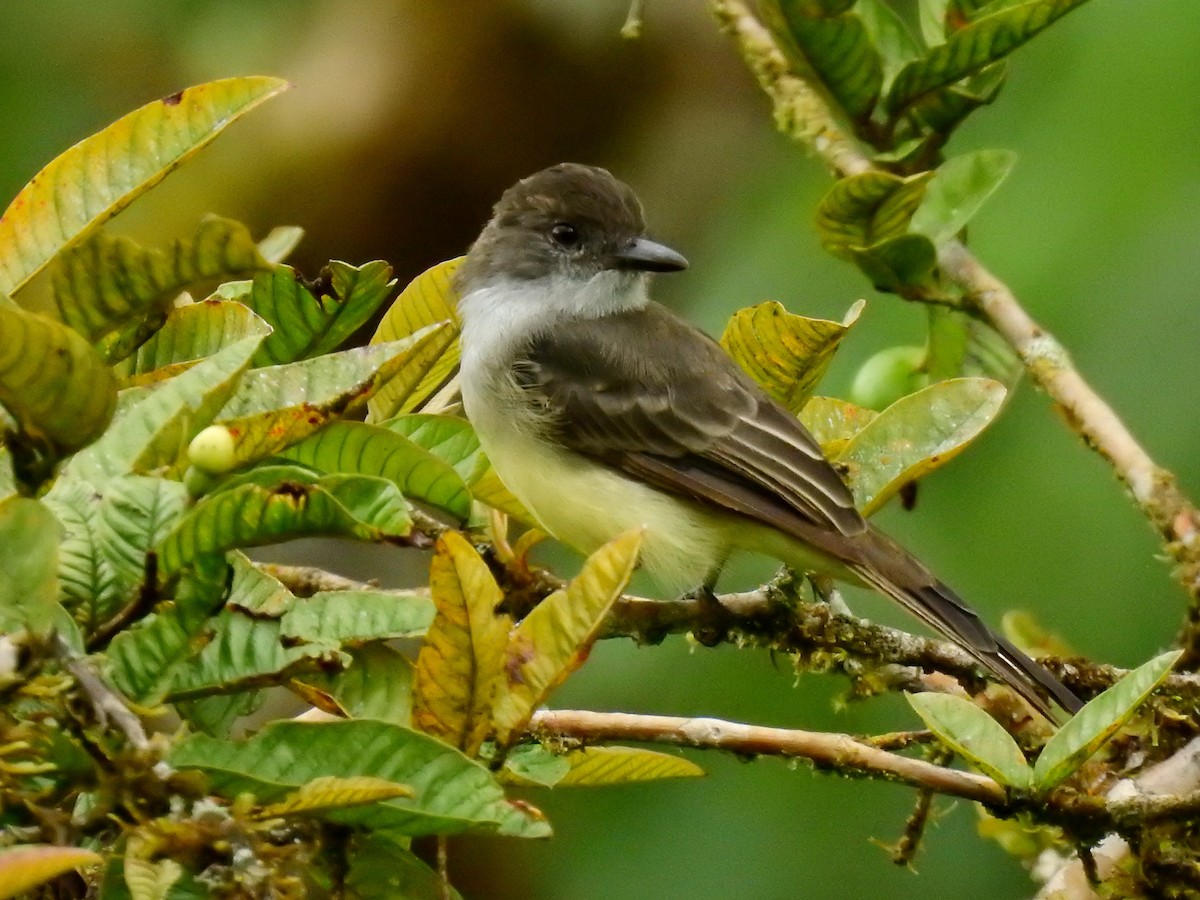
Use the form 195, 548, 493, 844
514, 304, 866, 539
514, 303, 1082, 719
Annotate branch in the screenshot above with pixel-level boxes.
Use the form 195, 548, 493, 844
1036, 737, 1200, 898
710, 0, 1200, 658
529, 708, 1005, 805
938, 243, 1200, 658
55, 635, 149, 752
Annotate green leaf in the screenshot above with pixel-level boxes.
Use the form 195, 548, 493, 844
719, 301, 862, 415
107, 555, 230, 703
164, 608, 346, 701
367, 257, 462, 421
382, 414, 531, 522
835, 377, 1005, 515
176, 690, 265, 738
213, 329, 453, 469
772, 0, 883, 121
53, 217, 270, 363
169, 719, 551, 837
0, 497, 60, 634
227, 551, 295, 616
116, 299, 273, 386
885, 0, 1091, 118
847, 233, 938, 291
296, 643, 416, 725
910, 149, 1017, 245
856, 0, 923, 88
0, 302, 118, 457
906, 62, 1007, 138
557, 747, 705, 786
381, 414, 488, 484
925, 306, 1022, 387
345, 833, 463, 900
280, 589, 434, 644
492, 529, 642, 745
242, 261, 396, 366
69, 334, 263, 483
279, 421, 471, 520
156, 473, 412, 576
908, 693, 1031, 789
816, 171, 933, 259
919, 0, 951, 45
43, 478, 121, 627
0, 845, 103, 900
97, 475, 188, 601
0, 77, 288, 296
1033, 651, 1182, 792
502, 744, 572, 787
413, 532, 512, 755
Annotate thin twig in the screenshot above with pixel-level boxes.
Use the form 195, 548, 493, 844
55, 635, 149, 752
1036, 737, 1200, 898
529, 708, 1006, 805
891, 746, 953, 867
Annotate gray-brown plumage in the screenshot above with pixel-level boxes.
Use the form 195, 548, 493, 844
457, 163, 1083, 720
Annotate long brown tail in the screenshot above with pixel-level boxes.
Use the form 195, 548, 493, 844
853, 533, 1083, 720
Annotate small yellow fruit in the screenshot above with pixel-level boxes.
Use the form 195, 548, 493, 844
188, 425, 237, 474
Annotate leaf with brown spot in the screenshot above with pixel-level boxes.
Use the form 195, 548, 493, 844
367, 257, 462, 421
835, 377, 1005, 515
721, 301, 862, 415
492, 528, 642, 746
0, 77, 288, 296
412, 532, 512, 754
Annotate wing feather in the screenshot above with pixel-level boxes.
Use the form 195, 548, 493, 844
515, 304, 863, 537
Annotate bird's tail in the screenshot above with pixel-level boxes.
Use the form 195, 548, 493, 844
853, 532, 1083, 721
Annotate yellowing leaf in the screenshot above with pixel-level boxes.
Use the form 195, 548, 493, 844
720, 301, 862, 415
557, 747, 704, 786
798, 395, 877, 456
54, 216, 271, 363
492, 528, 643, 745
123, 853, 182, 900
0, 77, 288, 296
835, 376, 1005, 516
117, 299, 273, 387
367, 257, 462, 421
213, 329, 453, 470
412, 532, 512, 754
0, 845, 102, 900
255, 775, 414, 819
0, 302, 117, 457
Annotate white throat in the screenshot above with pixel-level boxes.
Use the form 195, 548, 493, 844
458, 270, 648, 381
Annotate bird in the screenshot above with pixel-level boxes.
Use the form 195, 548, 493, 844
453, 162, 1082, 720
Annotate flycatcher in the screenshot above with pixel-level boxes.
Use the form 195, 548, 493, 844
455, 162, 1081, 719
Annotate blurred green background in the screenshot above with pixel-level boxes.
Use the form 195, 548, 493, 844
5, 1, 1199, 896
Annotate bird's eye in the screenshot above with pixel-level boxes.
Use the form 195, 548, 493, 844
550, 223, 580, 248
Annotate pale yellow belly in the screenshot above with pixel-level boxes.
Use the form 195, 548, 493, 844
479, 426, 730, 593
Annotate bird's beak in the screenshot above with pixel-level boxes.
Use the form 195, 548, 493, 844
612, 237, 689, 273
